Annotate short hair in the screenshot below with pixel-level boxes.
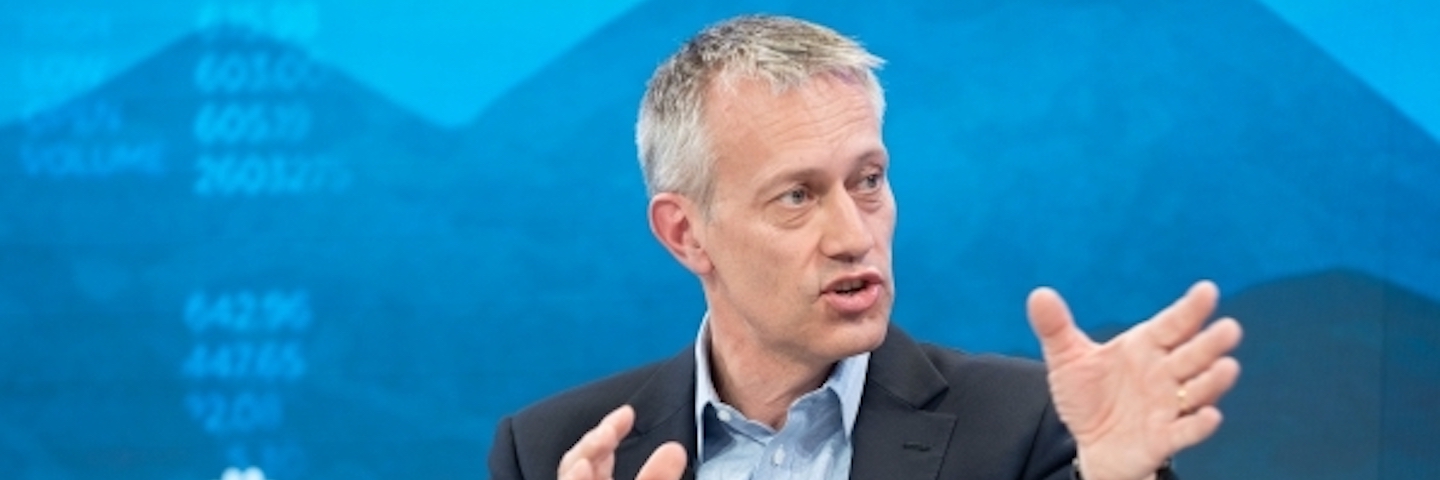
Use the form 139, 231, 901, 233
635, 15, 886, 209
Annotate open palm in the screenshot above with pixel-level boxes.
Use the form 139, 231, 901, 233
1027, 281, 1243, 480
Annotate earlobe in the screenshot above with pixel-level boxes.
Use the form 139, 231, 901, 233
648, 193, 712, 274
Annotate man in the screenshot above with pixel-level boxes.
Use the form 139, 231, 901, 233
489, 14, 1242, 480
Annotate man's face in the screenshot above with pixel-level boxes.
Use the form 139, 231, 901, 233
696, 74, 895, 367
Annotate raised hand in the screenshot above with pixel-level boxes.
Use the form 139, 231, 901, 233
558, 405, 687, 480
1027, 281, 1243, 480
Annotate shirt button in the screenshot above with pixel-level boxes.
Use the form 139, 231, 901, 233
717, 409, 732, 422
772, 446, 785, 465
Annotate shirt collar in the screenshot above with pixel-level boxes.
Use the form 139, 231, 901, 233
692, 315, 871, 459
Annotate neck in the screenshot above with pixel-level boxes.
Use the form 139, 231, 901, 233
705, 317, 834, 430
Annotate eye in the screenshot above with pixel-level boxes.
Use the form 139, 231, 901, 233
860, 172, 883, 191
780, 187, 811, 206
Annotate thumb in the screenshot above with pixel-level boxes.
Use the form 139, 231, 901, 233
1026, 287, 1094, 364
635, 442, 687, 480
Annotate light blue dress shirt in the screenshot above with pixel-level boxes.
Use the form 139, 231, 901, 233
693, 321, 870, 480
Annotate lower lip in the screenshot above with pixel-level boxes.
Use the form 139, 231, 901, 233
823, 282, 882, 315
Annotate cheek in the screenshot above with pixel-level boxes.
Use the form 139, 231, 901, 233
738, 237, 814, 302
711, 226, 788, 282
705, 212, 821, 298
869, 207, 897, 247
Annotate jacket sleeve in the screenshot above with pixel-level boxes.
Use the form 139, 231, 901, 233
489, 415, 525, 480
1022, 396, 1078, 480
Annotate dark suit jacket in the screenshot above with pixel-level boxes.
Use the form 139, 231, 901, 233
489, 325, 1078, 480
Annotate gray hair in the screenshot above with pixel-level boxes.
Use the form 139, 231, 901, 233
635, 15, 886, 209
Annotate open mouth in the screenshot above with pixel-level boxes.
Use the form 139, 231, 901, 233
822, 274, 883, 314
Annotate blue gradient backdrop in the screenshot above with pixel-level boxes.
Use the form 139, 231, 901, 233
0, 0, 1436, 479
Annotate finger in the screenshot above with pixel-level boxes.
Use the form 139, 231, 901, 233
561, 458, 595, 480
1179, 356, 1241, 412
1144, 280, 1219, 350
1169, 405, 1224, 450
636, 442, 688, 480
1165, 317, 1243, 381
1027, 287, 1095, 364
559, 405, 636, 476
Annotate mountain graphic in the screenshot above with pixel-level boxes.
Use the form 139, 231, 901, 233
1186, 269, 1440, 479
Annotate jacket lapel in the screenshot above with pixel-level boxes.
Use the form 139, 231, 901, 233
849, 326, 957, 480
614, 346, 700, 480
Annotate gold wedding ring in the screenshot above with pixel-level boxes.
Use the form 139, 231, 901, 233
1177, 387, 1190, 415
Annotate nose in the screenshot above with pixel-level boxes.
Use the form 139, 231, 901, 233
819, 190, 876, 263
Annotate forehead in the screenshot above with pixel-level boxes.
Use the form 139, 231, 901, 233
702, 75, 882, 176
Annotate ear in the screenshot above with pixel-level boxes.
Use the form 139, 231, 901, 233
648, 192, 713, 275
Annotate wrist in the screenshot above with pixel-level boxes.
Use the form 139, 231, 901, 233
1071, 456, 1170, 480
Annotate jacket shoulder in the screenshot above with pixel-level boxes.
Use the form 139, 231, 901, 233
493, 353, 689, 479
919, 343, 1051, 396
509, 358, 672, 438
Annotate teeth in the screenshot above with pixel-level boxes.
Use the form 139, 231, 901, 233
835, 279, 866, 293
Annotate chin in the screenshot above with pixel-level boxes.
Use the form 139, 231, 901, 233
858, 313, 890, 349
832, 312, 890, 356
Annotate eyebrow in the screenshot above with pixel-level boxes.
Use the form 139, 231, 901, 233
752, 147, 888, 199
